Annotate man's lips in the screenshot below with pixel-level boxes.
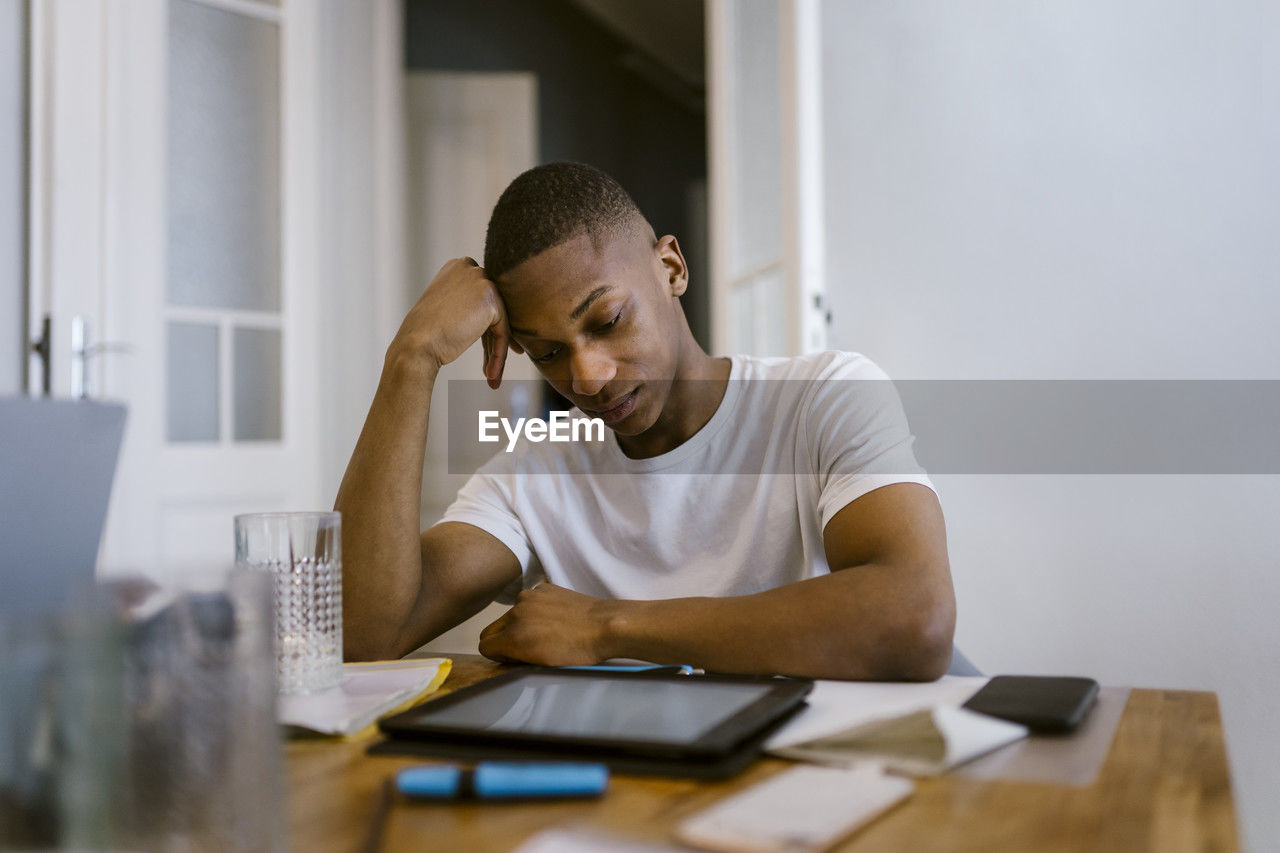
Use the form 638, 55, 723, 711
582, 388, 639, 424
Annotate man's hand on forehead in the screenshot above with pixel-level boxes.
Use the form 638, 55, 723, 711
389, 256, 520, 388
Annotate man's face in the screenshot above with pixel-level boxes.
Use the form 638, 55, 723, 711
496, 222, 688, 436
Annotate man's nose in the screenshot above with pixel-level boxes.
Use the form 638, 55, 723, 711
570, 345, 617, 398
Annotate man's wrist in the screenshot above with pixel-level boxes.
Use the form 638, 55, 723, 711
592, 598, 642, 661
383, 339, 441, 384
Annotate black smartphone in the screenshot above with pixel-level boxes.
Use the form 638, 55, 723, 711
961, 675, 1100, 733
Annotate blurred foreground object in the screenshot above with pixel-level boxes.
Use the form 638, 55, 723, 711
0, 572, 283, 851
0, 398, 125, 620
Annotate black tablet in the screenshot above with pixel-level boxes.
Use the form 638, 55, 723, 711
378, 667, 813, 760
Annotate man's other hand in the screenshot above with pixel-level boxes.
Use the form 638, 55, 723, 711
389, 256, 523, 388
478, 584, 613, 666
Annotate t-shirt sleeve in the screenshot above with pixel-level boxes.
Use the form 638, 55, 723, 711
804, 352, 935, 530
434, 452, 532, 604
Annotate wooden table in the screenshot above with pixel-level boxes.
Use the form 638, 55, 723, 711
286, 655, 1238, 852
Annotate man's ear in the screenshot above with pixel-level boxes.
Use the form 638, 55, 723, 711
656, 235, 689, 298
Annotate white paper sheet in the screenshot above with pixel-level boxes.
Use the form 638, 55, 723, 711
927, 705, 1027, 771
775, 705, 1027, 775
277, 657, 450, 736
765, 675, 988, 750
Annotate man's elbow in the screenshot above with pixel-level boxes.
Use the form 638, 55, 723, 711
343, 639, 393, 663
343, 622, 407, 663
867, 602, 956, 682
898, 612, 955, 681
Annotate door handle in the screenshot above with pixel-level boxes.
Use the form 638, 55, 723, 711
71, 316, 134, 400
30, 314, 51, 397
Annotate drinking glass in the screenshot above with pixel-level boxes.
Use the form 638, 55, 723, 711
235, 512, 343, 693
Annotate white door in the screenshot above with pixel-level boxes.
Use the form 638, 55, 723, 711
404, 71, 541, 653
707, 0, 827, 357
404, 71, 543, 526
27, 0, 324, 578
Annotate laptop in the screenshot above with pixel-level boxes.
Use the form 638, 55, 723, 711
0, 398, 127, 620
0, 398, 127, 837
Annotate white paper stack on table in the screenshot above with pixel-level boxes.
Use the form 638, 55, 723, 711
278, 657, 451, 738
772, 705, 1027, 776
766, 675, 1027, 775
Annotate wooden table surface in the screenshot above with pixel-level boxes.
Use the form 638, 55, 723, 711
286, 655, 1238, 852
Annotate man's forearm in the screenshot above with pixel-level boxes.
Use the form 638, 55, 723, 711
334, 348, 438, 660
596, 566, 955, 681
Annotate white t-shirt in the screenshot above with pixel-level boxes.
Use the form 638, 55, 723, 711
437, 350, 933, 603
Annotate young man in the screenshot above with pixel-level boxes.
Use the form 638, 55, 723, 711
336, 162, 955, 680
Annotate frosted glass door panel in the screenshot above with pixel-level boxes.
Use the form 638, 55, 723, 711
729, 270, 787, 358
728, 0, 782, 278
232, 326, 282, 441
756, 267, 786, 357
167, 0, 281, 311
732, 285, 753, 356
167, 321, 220, 442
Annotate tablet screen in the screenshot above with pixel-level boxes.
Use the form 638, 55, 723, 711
403, 672, 777, 745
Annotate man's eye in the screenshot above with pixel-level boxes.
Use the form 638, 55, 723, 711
598, 312, 622, 332
533, 349, 560, 364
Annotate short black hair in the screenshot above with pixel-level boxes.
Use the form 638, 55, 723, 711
483, 162, 643, 280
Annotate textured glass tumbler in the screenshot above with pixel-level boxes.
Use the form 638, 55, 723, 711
234, 512, 343, 694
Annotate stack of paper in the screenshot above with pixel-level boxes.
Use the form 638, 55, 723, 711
772, 705, 1027, 776
765, 675, 989, 751
278, 658, 451, 738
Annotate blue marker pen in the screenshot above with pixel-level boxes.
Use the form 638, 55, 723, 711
395, 762, 609, 801
562, 664, 702, 675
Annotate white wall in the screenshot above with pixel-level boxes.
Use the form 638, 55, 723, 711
0, 0, 23, 395
821, 1, 1279, 849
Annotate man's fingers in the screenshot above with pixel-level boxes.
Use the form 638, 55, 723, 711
486, 333, 508, 390
483, 298, 512, 390
479, 643, 522, 665
481, 330, 497, 387
479, 608, 513, 640
478, 611, 525, 664
478, 630, 510, 662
